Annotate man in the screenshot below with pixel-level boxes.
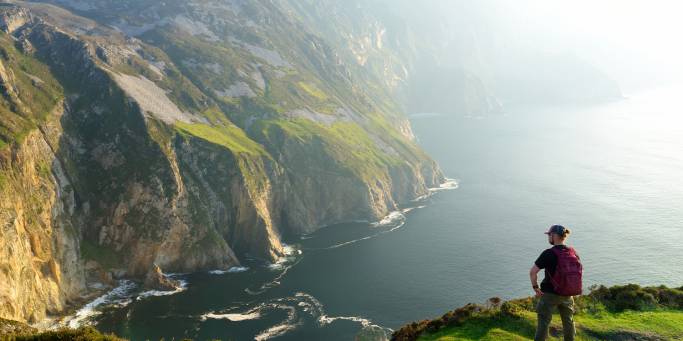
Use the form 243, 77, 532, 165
529, 224, 583, 341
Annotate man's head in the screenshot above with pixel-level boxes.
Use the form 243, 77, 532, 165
545, 224, 571, 245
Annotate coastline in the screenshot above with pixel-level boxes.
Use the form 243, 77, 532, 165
33, 178, 460, 332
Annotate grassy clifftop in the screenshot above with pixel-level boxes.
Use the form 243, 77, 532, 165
0, 321, 123, 341
392, 284, 683, 341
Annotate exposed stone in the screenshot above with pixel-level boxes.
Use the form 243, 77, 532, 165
143, 264, 180, 291
0, 128, 86, 324
0, 5, 31, 34
214, 81, 256, 98
111, 73, 196, 124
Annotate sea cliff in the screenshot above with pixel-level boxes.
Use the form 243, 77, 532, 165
0, 0, 443, 323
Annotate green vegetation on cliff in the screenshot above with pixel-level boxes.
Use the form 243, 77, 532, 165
0, 319, 123, 341
175, 121, 267, 156
392, 284, 683, 341
0, 32, 63, 149
254, 118, 402, 182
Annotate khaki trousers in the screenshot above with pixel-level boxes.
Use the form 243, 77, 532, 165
534, 292, 575, 341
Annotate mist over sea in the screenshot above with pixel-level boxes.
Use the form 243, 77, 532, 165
85, 85, 683, 340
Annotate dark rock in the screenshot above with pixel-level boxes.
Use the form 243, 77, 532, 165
143, 264, 180, 291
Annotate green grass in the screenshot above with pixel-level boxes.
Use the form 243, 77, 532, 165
175, 121, 267, 156
174, 117, 272, 198
419, 309, 683, 341
577, 310, 683, 339
4, 326, 125, 341
35, 160, 51, 178
396, 285, 683, 341
297, 81, 328, 100
254, 118, 402, 182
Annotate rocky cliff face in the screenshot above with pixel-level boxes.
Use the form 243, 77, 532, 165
0, 0, 445, 323
1, 12, 84, 323
0, 127, 85, 323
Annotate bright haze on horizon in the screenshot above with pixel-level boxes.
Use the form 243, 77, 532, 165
406, 0, 683, 92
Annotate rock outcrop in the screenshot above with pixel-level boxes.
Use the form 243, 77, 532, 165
143, 264, 181, 291
0, 5, 30, 34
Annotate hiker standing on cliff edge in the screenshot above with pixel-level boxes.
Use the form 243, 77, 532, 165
529, 224, 583, 341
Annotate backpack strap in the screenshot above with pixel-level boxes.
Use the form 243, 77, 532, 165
551, 246, 574, 256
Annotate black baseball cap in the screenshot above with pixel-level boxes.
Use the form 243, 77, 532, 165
544, 224, 566, 235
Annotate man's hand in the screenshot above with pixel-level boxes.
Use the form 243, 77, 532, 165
530, 264, 542, 297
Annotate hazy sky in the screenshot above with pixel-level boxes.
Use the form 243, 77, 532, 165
506, 0, 683, 88
410, 0, 683, 92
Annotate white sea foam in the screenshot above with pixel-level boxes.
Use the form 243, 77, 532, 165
201, 311, 261, 322
201, 292, 388, 340
62, 280, 136, 329
413, 178, 459, 201
432, 178, 459, 191
247, 245, 303, 295
254, 322, 297, 341
243, 288, 259, 295
253, 304, 298, 341
318, 313, 393, 340
136, 278, 188, 300
267, 256, 291, 270
318, 211, 407, 250
208, 266, 249, 275
323, 235, 376, 250
229, 266, 250, 273
318, 314, 375, 327
249, 258, 302, 295
412, 193, 431, 202
296, 292, 392, 338
371, 211, 405, 228
267, 244, 302, 270
57, 274, 189, 328
282, 244, 301, 256
309, 193, 434, 251
402, 205, 427, 214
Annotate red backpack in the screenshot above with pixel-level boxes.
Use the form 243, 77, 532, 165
550, 247, 583, 296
